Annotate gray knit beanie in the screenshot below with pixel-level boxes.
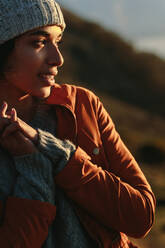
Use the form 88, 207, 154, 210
0, 0, 65, 45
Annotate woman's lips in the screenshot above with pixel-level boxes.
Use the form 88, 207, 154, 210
38, 74, 55, 86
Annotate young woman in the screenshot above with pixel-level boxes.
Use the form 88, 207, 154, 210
0, 0, 155, 247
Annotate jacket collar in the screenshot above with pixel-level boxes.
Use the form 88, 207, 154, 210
46, 84, 78, 143
46, 84, 76, 112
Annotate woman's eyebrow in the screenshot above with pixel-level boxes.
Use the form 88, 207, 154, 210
28, 30, 63, 39
28, 30, 50, 37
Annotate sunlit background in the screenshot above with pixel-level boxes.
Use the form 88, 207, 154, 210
60, 0, 165, 59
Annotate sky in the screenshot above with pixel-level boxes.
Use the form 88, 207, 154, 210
60, 0, 165, 59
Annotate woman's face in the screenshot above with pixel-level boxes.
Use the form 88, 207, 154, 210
3, 25, 64, 99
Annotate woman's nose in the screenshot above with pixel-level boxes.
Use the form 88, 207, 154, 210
46, 44, 64, 67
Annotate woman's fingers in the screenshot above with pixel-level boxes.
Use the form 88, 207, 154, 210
1, 121, 19, 138
0, 104, 38, 143
2, 109, 19, 138
0, 118, 10, 135
0, 102, 8, 117
0, 104, 16, 135
10, 108, 17, 122
0, 127, 38, 156
0, 107, 19, 138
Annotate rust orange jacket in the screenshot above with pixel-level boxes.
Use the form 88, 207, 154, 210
0, 84, 156, 247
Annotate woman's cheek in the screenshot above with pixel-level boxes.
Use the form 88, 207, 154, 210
24, 51, 43, 69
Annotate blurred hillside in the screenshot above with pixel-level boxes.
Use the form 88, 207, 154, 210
57, 9, 165, 117
56, 9, 165, 248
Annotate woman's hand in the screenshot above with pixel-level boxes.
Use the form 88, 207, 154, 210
0, 102, 38, 156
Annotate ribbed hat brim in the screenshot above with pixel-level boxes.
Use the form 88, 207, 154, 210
0, 0, 65, 45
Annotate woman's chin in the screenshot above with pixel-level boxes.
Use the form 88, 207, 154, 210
33, 87, 52, 99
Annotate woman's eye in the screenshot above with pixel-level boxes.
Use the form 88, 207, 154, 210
32, 39, 46, 47
31, 39, 63, 48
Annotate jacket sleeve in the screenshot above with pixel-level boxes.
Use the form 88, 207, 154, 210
54, 95, 156, 238
0, 197, 56, 248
